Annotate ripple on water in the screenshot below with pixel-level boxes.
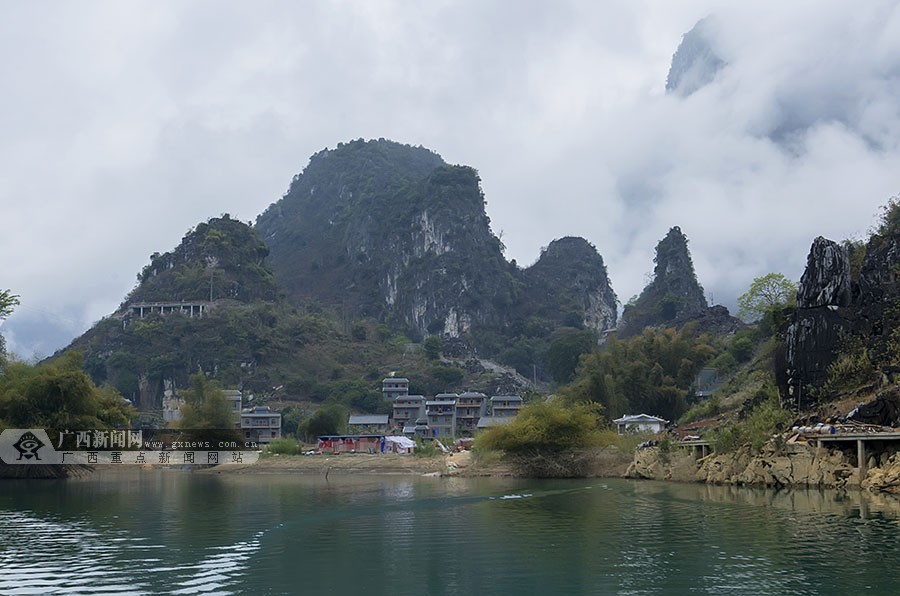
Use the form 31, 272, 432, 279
0, 510, 265, 595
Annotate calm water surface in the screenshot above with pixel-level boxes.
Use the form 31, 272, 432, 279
1, 469, 899, 595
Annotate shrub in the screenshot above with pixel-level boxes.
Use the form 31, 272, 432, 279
266, 438, 302, 455
707, 385, 791, 453
424, 336, 442, 360
476, 400, 604, 456
679, 395, 722, 424
475, 400, 604, 476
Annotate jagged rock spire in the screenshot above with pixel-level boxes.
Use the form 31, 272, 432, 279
620, 226, 708, 335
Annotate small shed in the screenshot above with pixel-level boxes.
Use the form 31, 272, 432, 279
613, 414, 668, 435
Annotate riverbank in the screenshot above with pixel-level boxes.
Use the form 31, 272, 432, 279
205, 450, 480, 476
625, 440, 900, 493
202, 445, 634, 478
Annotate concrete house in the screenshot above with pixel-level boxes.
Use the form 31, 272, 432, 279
455, 391, 488, 437
392, 394, 426, 433
426, 393, 458, 438
613, 414, 668, 435
382, 377, 410, 401
490, 395, 523, 418
241, 406, 282, 443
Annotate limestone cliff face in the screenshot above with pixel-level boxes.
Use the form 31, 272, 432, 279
255, 139, 618, 348
255, 140, 514, 340
519, 237, 617, 336
785, 237, 852, 408
785, 231, 900, 406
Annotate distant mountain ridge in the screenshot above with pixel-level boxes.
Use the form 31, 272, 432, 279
62, 138, 754, 410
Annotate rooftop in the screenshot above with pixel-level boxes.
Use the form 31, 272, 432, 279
348, 415, 390, 425
490, 395, 523, 402
613, 414, 668, 424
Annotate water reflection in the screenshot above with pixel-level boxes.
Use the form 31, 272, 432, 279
1, 472, 899, 595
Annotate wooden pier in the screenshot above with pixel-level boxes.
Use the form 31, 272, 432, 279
812, 431, 900, 481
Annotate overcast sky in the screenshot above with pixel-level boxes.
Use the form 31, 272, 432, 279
3, 0, 900, 359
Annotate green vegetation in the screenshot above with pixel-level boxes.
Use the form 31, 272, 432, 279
0, 351, 135, 431
0, 289, 18, 321
0, 288, 19, 359
132, 215, 276, 304
475, 400, 604, 477
737, 273, 797, 323
708, 382, 792, 453
679, 395, 722, 424
413, 438, 441, 458
546, 328, 596, 384
177, 373, 234, 430
874, 195, 900, 236
559, 325, 720, 421
265, 437, 303, 455
424, 336, 442, 360
298, 403, 347, 440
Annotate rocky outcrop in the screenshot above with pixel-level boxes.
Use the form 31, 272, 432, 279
619, 226, 742, 337
627, 442, 859, 490
847, 387, 900, 427
796, 237, 852, 308
626, 448, 700, 482
863, 450, 900, 493
854, 230, 900, 367
785, 237, 852, 408
698, 443, 855, 489
519, 237, 617, 336
666, 17, 725, 97
785, 230, 900, 406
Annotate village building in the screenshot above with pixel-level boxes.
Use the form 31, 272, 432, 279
455, 391, 488, 437
476, 416, 514, 430
240, 405, 282, 443
129, 301, 209, 319
222, 389, 243, 417
613, 414, 668, 435
392, 394, 426, 433
382, 377, 410, 401
490, 395, 523, 418
426, 394, 458, 438
317, 434, 382, 454
348, 414, 391, 434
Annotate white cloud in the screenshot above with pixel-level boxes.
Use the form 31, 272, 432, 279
2, 0, 900, 356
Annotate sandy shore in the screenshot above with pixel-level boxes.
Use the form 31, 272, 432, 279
201, 449, 513, 477
201, 447, 633, 478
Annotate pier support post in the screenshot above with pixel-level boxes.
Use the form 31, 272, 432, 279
857, 439, 867, 481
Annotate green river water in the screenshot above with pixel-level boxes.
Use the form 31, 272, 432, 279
1, 469, 899, 595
